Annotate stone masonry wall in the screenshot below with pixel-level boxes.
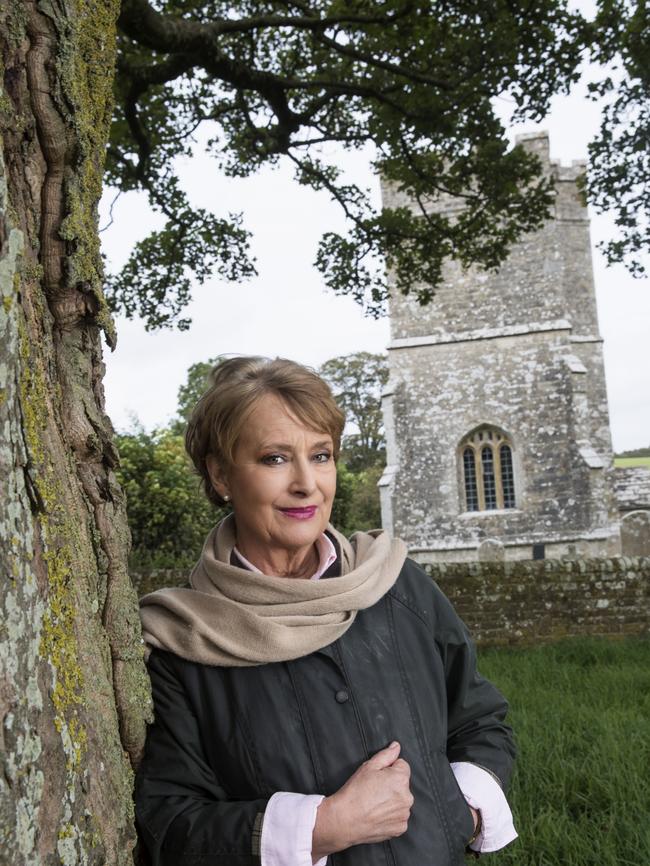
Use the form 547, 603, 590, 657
422, 556, 650, 647
615, 466, 650, 512
380, 131, 619, 560
387, 329, 619, 557
381, 135, 599, 345
132, 557, 650, 648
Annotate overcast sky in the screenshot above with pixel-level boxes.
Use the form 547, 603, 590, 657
100, 74, 650, 453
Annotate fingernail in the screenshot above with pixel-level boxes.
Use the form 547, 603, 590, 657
390, 741, 399, 748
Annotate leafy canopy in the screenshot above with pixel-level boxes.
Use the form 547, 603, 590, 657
115, 425, 226, 569
107, 0, 588, 330
319, 351, 388, 471
174, 356, 220, 428
584, 0, 650, 277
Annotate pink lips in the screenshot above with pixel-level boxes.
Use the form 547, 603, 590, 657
279, 506, 317, 520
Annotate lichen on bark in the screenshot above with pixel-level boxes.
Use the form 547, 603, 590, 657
0, 147, 46, 863
58, 0, 122, 346
1, 2, 152, 863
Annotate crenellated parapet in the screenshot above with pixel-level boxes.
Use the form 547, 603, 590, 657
380, 132, 620, 562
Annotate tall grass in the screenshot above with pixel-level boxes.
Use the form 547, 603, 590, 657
477, 638, 650, 865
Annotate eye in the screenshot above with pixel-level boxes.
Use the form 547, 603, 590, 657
313, 451, 332, 463
261, 454, 286, 466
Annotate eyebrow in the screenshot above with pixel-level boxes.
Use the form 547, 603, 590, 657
260, 440, 333, 451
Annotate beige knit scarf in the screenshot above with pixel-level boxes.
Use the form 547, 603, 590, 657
139, 514, 407, 667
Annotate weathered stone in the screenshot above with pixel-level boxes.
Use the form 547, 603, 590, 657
621, 511, 650, 557
379, 132, 621, 562
478, 539, 505, 562
614, 466, 650, 513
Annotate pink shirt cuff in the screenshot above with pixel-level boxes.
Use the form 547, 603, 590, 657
259, 764, 517, 863
450, 761, 518, 853
261, 791, 327, 866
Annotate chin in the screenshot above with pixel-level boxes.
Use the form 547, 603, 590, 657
276, 518, 326, 548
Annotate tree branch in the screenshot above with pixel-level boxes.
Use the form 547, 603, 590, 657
117, 50, 196, 88
119, 0, 403, 41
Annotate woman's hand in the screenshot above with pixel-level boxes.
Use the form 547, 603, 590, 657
312, 741, 414, 860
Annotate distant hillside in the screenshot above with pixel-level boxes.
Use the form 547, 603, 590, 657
615, 446, 650, 458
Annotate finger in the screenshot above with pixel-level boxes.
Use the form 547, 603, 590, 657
392, 758, 411, 777
366, 741, 401, 769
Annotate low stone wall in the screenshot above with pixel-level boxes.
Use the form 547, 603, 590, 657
132, 557, 650, 648
422, 556, 650, 647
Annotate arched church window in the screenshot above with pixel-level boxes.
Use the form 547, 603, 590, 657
463, 448, 479, 511
481, 446, 497, 510
459, 428, 517, 511
500, 444, 516, 508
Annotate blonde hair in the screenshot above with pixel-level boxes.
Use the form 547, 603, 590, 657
185, 356, 345, 507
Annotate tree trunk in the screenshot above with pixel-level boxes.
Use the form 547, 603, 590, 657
0, 2, 151, 863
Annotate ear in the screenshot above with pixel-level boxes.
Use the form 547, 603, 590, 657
206, 455, 230, 500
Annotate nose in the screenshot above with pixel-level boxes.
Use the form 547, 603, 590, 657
289, 456, 317, 496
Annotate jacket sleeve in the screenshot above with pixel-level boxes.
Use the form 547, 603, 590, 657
431, 582, 516, 789
135, 649, 269, 866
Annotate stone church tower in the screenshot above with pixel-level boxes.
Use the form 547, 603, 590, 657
379, 132, 621, 561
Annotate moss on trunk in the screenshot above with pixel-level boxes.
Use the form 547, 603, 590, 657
0, 3, 151, 863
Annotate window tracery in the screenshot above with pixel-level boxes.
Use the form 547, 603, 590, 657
459, 428, 517, 512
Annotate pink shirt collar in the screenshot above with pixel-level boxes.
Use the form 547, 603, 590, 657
233, 533, 337, 580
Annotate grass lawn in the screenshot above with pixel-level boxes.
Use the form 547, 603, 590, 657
476, 637, 650, 865
614, 457, 650, 468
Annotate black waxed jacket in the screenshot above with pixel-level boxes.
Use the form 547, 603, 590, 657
135, 557, 515, 866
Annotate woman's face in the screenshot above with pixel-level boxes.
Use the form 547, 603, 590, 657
207, 393, 337, 558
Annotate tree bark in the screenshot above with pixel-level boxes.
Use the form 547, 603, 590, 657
0, 2, 151, 862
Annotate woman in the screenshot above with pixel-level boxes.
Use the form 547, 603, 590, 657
136, 356, 517, 866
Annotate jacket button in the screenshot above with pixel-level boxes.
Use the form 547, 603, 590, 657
335, 689, 349, 703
